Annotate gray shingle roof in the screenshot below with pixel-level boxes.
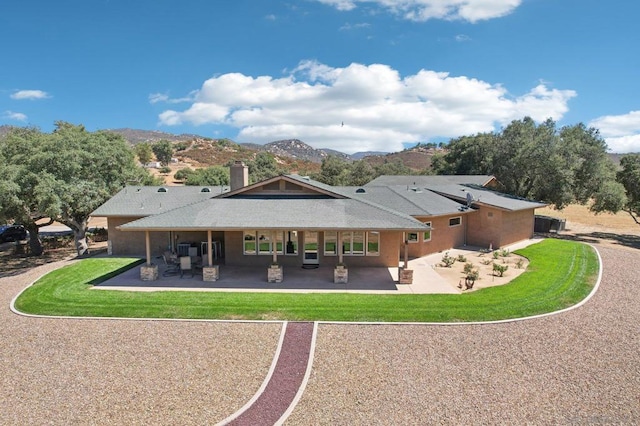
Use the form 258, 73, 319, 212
339, 185, 467, 217
365, 175, 495, 187
424, 183, 547, 211
91, 186, 225, 217
119, 198, 430, 231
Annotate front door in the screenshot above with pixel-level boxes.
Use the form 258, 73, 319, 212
303, 231, 319, 265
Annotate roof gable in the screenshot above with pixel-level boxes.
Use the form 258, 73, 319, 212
219, 175, 347, 199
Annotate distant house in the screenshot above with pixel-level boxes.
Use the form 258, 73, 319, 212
92, 162, 545, 273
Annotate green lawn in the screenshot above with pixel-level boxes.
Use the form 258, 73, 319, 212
14, 239, 599, 322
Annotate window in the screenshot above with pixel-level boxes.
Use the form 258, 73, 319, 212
449, 217, 462, 227
257, 231, 273, 254
244, 231, 290, 255
406, 232, 419, 243
342, 231, 365, 255
423, 222, 432, 242
243, 231, 256, 255
325, 231, 378, 256
367, 232, 380, 256
324, 231, 337, 255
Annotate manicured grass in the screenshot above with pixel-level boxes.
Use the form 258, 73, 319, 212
14, 239, 599, 322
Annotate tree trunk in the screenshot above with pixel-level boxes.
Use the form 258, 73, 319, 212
68, 218, 90, 256
25, 222, 44, 256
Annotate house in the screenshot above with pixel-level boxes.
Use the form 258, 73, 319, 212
91, 162, 545, 282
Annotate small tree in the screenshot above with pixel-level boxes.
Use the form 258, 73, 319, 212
135, 142, 153, 165
152, 140, 174, 166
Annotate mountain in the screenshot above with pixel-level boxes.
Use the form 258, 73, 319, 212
106, 128, 204, 145
352, 151, 388, 159
240, 139, 351, 163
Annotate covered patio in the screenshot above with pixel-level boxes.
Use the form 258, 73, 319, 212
93, 256, 460, 294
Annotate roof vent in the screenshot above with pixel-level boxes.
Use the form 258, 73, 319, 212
201, 187, 211, 193
356, 188, 366, 193
157, 187, 167, 193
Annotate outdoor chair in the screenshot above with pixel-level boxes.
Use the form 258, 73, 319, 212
161, 252, 180, 277
180, 256, 194, 278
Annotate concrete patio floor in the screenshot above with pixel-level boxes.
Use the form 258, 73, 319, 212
95, 238, 542, 294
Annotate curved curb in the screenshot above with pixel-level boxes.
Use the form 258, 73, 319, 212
10, 245, 602, 327
218, 321, 316, 426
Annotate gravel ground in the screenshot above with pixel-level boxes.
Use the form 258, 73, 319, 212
287, 245, 640, 425
0, 261, 281, 425
2, 245, 639, 425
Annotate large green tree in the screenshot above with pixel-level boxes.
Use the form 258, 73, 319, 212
135, 142, 153, 165
432, 117, 625, 211
617, 154, 640, 225
152, 140, 174, 166
0, 122, 155, 255
175, 166, 230, 186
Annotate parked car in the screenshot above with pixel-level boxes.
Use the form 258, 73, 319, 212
0, 225, 28, 243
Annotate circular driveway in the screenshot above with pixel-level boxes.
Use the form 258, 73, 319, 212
1, 245, 639, 424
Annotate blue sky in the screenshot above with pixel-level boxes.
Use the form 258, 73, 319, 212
1, 0, 639, 154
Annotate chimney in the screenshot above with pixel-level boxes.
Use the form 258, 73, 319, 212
230, 161, 249, 191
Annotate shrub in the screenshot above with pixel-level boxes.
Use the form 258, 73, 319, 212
500, 249, 510, 257
493, 263, 509, 277
492, 251, 500, 260
457, 254, 467, 262
515, 258, 525, 269
441, 251, 455, 267
159, 166, 171, 174
463, 262, 475, 274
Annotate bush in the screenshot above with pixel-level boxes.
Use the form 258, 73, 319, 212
441, 252, 455, 267
500, 249, 510, 257
493, 263, 509, 277
159, 166, 171, 174
457, 254, 467, 262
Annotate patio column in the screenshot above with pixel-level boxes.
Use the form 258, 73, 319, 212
272, 231, 278, 264
207, 230, 213, 266
145, 230, 152, 265
337, 231, 343, 264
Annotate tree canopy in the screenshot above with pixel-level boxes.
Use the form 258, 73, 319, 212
0, 122, 157, 255
174, 166, 230, 186
152, 140, 174, 166
617, 154, 640, 225
431, 117, 625, 211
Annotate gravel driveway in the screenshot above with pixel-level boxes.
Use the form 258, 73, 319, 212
1, 244, 639, 424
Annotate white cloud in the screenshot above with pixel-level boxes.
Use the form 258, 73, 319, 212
589, 111, 640, 153
10, 90, 51, 100
149, 91, 197, 104
2, 111, 28, 121
157, 60, 576, 154
314, 0, 522, 22
455, 34, 471, 42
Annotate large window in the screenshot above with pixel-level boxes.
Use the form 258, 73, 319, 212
324, 231, 379, 256
423, 221, 432, 242
324, 232, 337, 255
243, 231, 297, 255
367, 231, 380, 256
406, 232, 419, 243
243, 231, 256, 254
449, 217, 461, 227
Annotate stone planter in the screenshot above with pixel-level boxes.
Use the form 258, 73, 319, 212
334, 266, 348, 284
268, 265, 283, 283
398, 267, 413, 284
140, 264, 158, 281
203, 265, 219, 282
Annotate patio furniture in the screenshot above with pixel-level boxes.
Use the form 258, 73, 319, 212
180, 256, 194, 278
161, 252, 180, 277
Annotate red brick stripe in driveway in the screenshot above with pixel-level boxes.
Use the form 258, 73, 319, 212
225, 321, 315, 426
